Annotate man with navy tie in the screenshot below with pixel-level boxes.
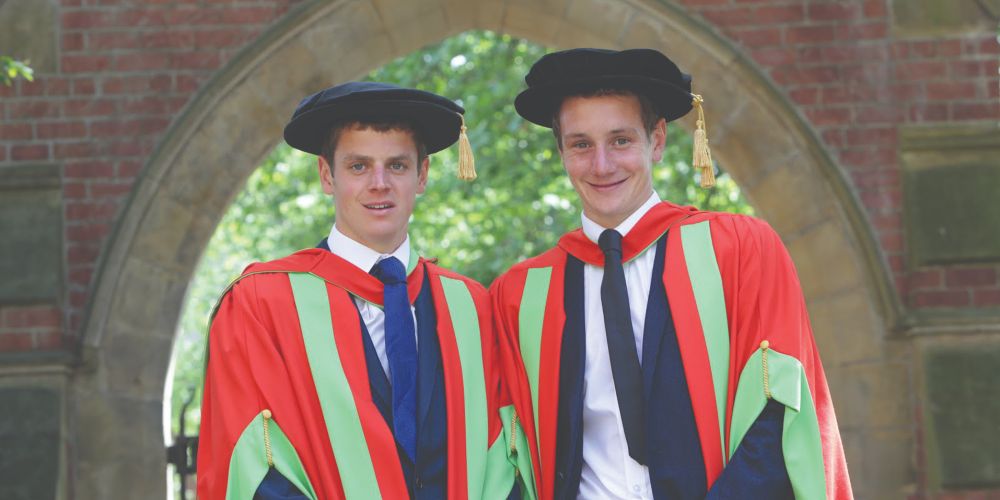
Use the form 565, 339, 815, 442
198, 82, 519, 499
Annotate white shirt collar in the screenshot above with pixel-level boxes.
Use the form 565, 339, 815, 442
581, 192, 661, 244
327, 223, 410, 274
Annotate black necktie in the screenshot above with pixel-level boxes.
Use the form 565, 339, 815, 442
598, 229, 646, 464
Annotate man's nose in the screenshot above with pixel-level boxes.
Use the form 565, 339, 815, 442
369, 165, 389, 189
593, 146, 614, 175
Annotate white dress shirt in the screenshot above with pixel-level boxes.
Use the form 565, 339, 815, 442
578, 192, 660, 500
326, 224, 418, 378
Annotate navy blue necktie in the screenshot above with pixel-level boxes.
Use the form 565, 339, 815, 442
373, 256, 418, 463
598, 229, 647, 464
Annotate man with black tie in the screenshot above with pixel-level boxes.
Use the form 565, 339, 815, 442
492, 48, 853, 499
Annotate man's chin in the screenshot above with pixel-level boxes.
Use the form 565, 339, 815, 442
356, 226, 407, 250
583, 202, 634, 227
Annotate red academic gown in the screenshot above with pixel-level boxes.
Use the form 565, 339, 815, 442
491, 201, 853, 500
197, 248, 515, 499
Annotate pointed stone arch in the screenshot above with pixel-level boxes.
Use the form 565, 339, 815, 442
77, 0, 906, 496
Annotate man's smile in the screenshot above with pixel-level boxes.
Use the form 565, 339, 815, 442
588, 177, 628, 191
363, 201, 395, 211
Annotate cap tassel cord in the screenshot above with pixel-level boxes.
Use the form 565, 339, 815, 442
760, 341, 771, 400
457, 114, 477, 181
691, 94, 716, 188
262, 409, 274, 467
510, 409, 519, 456
510, 409, 520, 478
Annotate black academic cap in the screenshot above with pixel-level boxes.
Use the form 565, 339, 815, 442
283, 81, 465, 155
514, 48, 694, 127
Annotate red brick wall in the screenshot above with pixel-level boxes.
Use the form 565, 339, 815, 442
1, 0, 303, 351
676, 0, 1000, 311
1, 0, 998, 341
0, 305, 63, 351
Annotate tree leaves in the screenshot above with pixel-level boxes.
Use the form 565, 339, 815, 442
1, 56, 33, 86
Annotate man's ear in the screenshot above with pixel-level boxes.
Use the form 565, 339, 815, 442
650, 117, 667, 162
318, 156, 335, 195
416, 156, 430, 195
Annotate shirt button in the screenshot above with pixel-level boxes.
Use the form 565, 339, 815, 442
632, 484, 641, 493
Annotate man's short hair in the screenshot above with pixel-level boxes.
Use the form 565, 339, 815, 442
320, 119, 429, 172
550, 88, 662, 150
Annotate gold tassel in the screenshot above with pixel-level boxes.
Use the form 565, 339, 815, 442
262, 409, 274, 467
457, 114, 477, 181
691, 94, 716, 188
509, 409, 519, 455
510, 409, 520, 477
760, 341, 771, 400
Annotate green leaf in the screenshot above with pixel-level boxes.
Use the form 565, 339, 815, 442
1, 56, 34, 86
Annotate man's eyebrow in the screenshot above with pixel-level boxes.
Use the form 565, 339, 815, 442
339, 153, 372, 162
608, 127, 639, 135
564, 127, 639, 139
338, 154, 414, 163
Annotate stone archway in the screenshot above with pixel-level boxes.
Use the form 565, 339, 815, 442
77, 0, 907, 497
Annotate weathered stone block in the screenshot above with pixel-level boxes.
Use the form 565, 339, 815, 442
108, 256, 186, 337
704, 93, 811, 191
175, 213, 220, 273
806, 289, 884, 369
103, 331, 174, 399
617, 11, 667, 50
384, 7, 454, 59
372, 0, 444, 28
902, 125, 1000, 267
501, 4, 570, 47
297, 0, 395, 81
745, 163, 835, 236
858, 428, 914, 499
835, 361, 912, 430
335, 35, 395, 82
892, 0, 1000, 36
505, 0, 571, 17
75, 456, 167, 500
132, 196, 196, 270
75, 393, 166, 498
906, 164, 1000, 266
552, 25, 619, 51
0, 0, 58, 72
164, 83, 280, 214
785, 221, 864, 300
839, 429, 865, 492
0, 164, 61, 302
565, 0, 633, 43
923, 342, 1000, 488
0, 387, 61, 500
443, 0, 504, 32
248, 44, 323, 114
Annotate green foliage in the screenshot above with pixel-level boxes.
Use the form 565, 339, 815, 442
169, 30, 752, 437
1, 56, 33, 86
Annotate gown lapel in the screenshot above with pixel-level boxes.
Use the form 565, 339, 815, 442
359, 313, 393, 427
414, 273, 440, 435
555, 255, 586, 500
641, 235, 668, 401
